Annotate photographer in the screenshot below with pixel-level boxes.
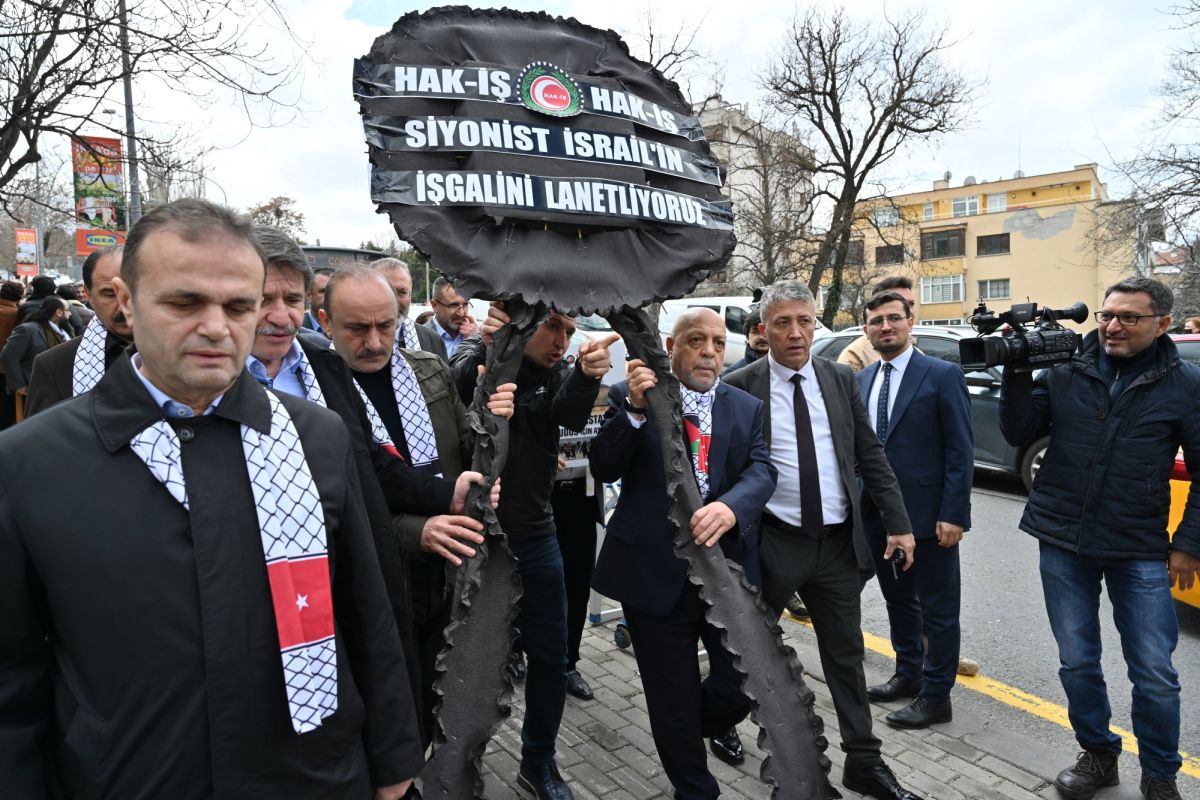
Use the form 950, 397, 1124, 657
999, 277, 1200, 800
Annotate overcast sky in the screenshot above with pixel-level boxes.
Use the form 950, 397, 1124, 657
128, 0, 1194, 249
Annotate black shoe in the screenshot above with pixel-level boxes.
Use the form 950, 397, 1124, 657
885, 696, 952, 729
785, 593, 810, 620
517, 762, 575, 800
1140, 774, 1182, 800
565, 670, 593, 701
842, 762, 925, 800
1053, 750, 1119, 800
866, 673, 922, 702
708, 727, 744, 766
507, 652, 526, 683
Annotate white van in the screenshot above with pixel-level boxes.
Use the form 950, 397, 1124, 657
658, 296, 829, 367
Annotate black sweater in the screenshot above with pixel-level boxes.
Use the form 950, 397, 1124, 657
451, 336, 598, 541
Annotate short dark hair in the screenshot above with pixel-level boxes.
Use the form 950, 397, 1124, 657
864, 290, 913, 322
81, 245, 123, 290
252, 225, 313, 291
56, 284, 79, 301
743, 310, 761, 336
123, 198, 265, 292
29, 275, 56, 298
0, 281, 23, 301
323, 265, 395, 322
872, 275, 913, 294
28, 295, 66, 324
1104, 276, 1174, 316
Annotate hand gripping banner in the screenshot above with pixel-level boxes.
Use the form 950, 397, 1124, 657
357, 8, 834, 798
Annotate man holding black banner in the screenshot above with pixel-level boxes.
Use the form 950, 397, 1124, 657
452, 305, 615, 800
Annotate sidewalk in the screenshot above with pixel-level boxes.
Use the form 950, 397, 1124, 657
476, 607, 1198, 799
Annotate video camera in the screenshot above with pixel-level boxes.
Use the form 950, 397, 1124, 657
959, 301, 1089, 372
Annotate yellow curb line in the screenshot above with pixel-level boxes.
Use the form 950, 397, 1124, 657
784, 616, 1200, 780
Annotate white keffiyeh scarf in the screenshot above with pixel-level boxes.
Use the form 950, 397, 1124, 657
397, 317, 421, 351
352, 346, 442, 475
129, 391, 338, 734
72, 316, 109, 396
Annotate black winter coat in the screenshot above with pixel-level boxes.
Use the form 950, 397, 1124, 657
1000, 331, 1200, 560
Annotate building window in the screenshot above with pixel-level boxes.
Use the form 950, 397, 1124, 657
977, 233, 1011, 256
875, 244, 904, 265
846, 240, 864, 265
818, 286, 854, 311
920, 229, 964, 259
924, 201, 934, 220
978, 278, 1010, 300
920, 318, 964, 326
987, 193, 1007, 213
920, 275, 964, 304
871, 206, 900, 227
952, 195, 979, 217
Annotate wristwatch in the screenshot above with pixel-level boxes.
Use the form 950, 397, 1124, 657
624, 397, 648, 415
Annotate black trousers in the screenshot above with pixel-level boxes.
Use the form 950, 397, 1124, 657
866, 531, 961, 702
0, 375, 15, 430
758, 523, 883, 769
551, 479, 598, 669
410, 554, 450, 749
623, 584, 751, 800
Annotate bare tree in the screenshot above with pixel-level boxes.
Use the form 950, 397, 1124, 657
622, 4, 723, 112
703, 104, 814, 288
141, 138, 210, 210
763, 8, 978, 325
0, 0, 303, 219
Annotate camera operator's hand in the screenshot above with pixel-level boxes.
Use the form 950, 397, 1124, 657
935, 521, 964, 548
1168, 548, 1200, 591
884, 533, 916, 571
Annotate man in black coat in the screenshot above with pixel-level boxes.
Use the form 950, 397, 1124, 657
26, 246, 133, 415
0, 198, 422, 798
590, 307, 777, 800
1000, 277, 1200, 800
451, 306, 616, 800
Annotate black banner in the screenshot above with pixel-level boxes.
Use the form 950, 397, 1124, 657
372, 169, 734, 231
354, 60, 706, 141
363, 115, 722, 186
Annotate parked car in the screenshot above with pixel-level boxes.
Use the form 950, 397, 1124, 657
811, 325, 1047, 489
1167, 453, 1200, 610
659, 296, 829, 368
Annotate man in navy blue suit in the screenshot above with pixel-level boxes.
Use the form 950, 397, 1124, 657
590, 308, 776, 800
857, 291, 973, 729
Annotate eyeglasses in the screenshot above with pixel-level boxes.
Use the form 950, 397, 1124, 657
1094, 311, 1162, 327
433, 300, 469, 312
866, 314, 909, 328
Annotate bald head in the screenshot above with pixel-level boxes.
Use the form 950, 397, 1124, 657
320, 267, 399, 373
668, 307, 725, 391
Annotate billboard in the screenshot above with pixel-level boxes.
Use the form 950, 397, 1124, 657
15, 227, 38, 277
72, 136, 126, 257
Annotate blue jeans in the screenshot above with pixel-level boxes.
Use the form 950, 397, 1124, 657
1039, 541, 1181, 779
509, 532, 569, 768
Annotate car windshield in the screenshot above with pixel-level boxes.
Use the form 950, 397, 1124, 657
575, 314, 611, 331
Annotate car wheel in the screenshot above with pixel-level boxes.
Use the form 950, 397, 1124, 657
1020, 436, 1050, 491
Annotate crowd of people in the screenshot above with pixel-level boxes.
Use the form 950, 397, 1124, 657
0, 197, 1197, 800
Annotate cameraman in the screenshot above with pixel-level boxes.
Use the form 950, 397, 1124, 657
1000, 277, 1200, 800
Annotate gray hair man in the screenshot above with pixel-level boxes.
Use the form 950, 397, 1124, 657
725, 279, 921, 800
371, 257, 448, 359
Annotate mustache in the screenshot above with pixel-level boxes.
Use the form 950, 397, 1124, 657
110, 311, 127, 325
356, 346, 390, 360
256, 323, 298, 337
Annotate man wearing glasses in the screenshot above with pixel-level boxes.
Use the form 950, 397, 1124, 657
425, 277, 472, 358
1001, 277, 1200, 800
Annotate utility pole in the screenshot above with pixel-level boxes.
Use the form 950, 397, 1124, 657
117, 0, 142, 225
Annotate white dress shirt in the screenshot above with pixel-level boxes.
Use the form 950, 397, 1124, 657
764, 353, 848, 527
867, 344, 915, 434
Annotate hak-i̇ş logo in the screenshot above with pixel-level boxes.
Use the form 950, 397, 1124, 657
517, 62, 582, 117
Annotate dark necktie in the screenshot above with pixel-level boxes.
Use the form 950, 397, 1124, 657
876, 362, 893, 441
790, 374, 824, 537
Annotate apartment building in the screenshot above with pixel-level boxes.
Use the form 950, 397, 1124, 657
851, 164, 1135, 328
